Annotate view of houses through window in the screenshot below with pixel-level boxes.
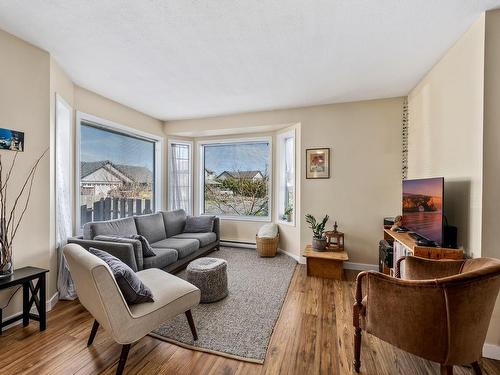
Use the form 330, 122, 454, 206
202, 140, 271, 219
79, 121, 156, 226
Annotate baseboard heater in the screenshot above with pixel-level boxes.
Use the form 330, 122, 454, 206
220, 240, 256, 249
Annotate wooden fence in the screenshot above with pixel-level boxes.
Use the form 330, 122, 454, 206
81, 197, 152, 224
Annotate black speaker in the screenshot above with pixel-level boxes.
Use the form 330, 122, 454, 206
443, 225, 457, 248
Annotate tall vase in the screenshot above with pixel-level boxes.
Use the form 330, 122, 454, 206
0, 247, 13, 279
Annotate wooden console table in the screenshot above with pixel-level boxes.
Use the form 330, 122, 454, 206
302, 245, 348, 280
0, 267, 48, 335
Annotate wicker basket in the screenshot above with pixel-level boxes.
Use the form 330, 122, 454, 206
256, 233, 280, 257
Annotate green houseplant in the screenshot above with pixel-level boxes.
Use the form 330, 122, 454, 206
305, 213, 329, 251
281, 205, 293, 222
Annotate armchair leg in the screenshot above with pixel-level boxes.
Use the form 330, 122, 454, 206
116, 344, 131, 375
440, 365, 454, 375
185, 310, 198, 341
353, 327, 362, 373
87, 320, 99, 346
472, 362, 483, 375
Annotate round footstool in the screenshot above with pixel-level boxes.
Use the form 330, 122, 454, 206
186, 257, 228, 303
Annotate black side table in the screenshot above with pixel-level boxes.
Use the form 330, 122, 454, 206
0, 266, 49, 335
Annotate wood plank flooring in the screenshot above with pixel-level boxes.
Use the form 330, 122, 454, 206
1, 265, 499, 374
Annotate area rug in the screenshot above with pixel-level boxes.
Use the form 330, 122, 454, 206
150, 246, 297, 363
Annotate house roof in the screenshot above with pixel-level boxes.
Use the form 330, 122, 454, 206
81, 160, 153, 184
217, 170, 263, 179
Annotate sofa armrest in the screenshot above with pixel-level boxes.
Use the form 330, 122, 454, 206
93, 235, 144, 271
397, 256, 465, 280
213, 217, 220, 242
67, 237, 140, 272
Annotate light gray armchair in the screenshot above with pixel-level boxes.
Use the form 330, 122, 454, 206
64, 243, 201, 375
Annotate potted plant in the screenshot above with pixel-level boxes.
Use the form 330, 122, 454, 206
0, 150, 46, 279
305, 214, 329, 251
281, 205, 293, 222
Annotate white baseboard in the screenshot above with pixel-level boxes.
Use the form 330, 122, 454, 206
343, 262, 379, 271
483, 343, 500, 360
2, 291, 59, 332
278, 248, 304, 264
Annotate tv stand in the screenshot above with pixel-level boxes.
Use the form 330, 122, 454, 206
383, 228, 463, 275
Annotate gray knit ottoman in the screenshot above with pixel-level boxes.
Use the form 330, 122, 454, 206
186, 257, 228, 303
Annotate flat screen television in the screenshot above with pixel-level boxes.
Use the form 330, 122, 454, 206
402, 177, 444, 246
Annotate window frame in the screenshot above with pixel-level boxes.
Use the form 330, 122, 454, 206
276, 129, 296, 226
75, 112, 163, 231
198, 137, 273, 222
168, 139, 193, 214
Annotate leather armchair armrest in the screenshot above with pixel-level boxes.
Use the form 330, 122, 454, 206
361, 271, 449, 362
67, 237, 139, 272
397, 256, 465, 280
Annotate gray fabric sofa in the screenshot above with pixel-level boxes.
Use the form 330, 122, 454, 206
68, 209, 220, 273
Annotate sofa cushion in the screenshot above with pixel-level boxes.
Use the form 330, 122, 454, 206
86, 217, 138, 239
184, 215, 215, 233
151, 238, 199, 259
89, 248, 154, 305
172, 232, 217, 247
129, 234, 156, 258
143, 248, 178, 269
162, 210, 186, 237
135, 213, 167, 243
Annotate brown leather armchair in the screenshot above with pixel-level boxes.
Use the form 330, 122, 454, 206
353, 256, 500, 375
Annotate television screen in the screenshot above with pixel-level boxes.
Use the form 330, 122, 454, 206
402, 177, 444, 245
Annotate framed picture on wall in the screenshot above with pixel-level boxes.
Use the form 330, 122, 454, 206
0, 128, 24, 152
306, 148, 330, 179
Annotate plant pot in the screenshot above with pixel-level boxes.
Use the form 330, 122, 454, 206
312, 237, 328, 251
0, 261, 13, 279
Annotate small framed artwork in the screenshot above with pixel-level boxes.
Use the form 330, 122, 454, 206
306, 148, 330, 179
0, 128, 24, 152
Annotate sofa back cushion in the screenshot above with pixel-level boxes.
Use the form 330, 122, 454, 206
85, 217, 138, 239
184, 215, 215, 233
162, 209, 187, 237
134, 213, 167, 243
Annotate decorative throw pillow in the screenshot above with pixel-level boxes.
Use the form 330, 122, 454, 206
184, 215, 215, 233
129, 234, 156, 258
89, 248, 154, 305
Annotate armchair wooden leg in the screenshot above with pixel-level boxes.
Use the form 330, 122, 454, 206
116, 344, 131, 375
353, 327, 362, 373
87, 320, 99, 347
185, 310, 198, 341
471, 362, 483, 375
440, 364, 454, 375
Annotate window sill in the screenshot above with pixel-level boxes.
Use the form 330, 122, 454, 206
206, 215, 272, 223
278, 220, 296, 227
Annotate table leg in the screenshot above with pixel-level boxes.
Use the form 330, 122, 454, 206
23, 282, 29, 327
39, 274, 46, 331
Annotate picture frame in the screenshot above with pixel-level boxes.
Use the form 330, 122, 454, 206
306, 147, 330, 179
0, 127, 24, 152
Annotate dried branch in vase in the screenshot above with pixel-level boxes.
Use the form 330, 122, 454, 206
0, 149, 47, 276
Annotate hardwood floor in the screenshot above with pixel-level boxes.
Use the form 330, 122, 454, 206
1, 265, 500, 374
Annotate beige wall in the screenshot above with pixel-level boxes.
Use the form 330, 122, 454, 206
407, 15, 485, 257
166, 98, 403, 263
0, 29, 51, 316
482, 9, 500, 348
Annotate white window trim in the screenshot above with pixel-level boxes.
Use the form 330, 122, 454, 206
55, 94, 74, 237
75, 111, 163, 231
198, 137, 272, 222
167, 139, 193, 214
276, 129, 296, 226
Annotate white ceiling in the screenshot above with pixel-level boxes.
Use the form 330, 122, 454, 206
0, 1, 498, 120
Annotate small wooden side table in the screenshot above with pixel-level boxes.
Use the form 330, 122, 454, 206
302, 245, 349, 280
0, 266, 48, 335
